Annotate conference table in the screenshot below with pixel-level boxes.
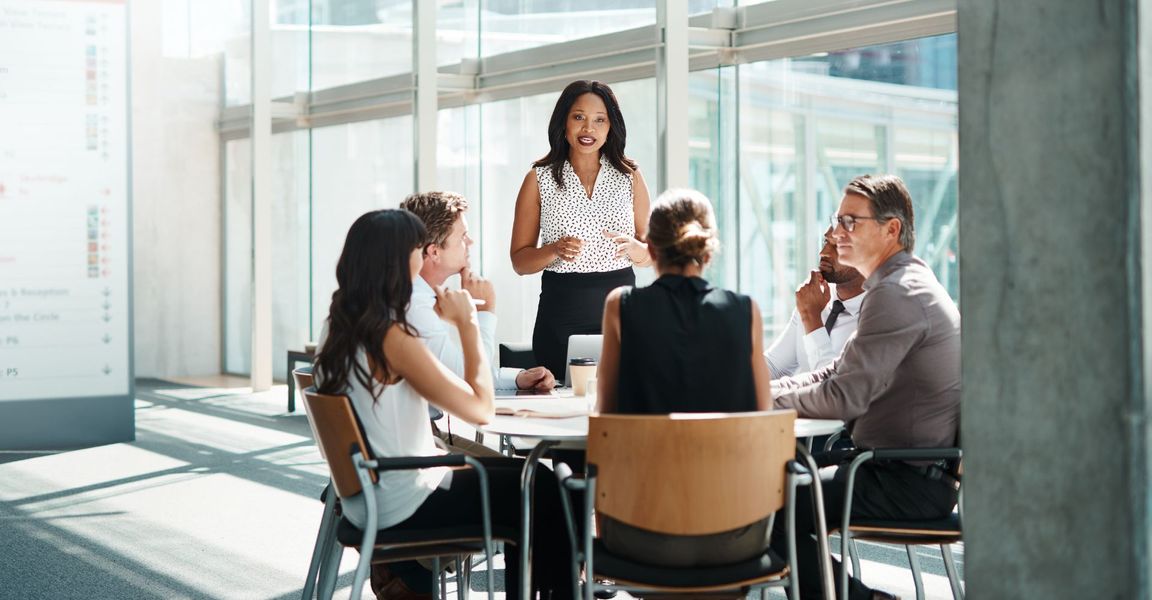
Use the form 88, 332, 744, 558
480, 393, 844, 600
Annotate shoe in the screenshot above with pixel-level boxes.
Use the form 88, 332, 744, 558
870, 591, 901, 600
370, 564, 432, 600
593, 586, 618, 599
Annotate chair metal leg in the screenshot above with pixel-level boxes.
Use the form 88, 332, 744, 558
302, 485, 339, 600
849, 537, 862, 580
316, 539, 342, 600
906, 545, 925, 600
941, 544, 964, 600
457, 556, 468, 600
432, 557, 442, 600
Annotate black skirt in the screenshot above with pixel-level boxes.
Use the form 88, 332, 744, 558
532, 267, 635, 381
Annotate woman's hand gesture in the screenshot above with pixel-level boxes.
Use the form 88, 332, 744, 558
604, 230, 649, 265
549, 236, 584, 262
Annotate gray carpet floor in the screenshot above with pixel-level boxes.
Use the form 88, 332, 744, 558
0, 379, 961, 599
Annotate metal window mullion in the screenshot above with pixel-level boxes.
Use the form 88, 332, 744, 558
249, 0, 272, 390
413, 0, 437, 192
657, 0, 690, 191
800, 110, 817, 305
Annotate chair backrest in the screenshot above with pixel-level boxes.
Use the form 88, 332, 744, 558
302, 389, 377, 498
499, 342, 537, 370
565, 334, 603, 383
587, 410, 796, 536
293, 367, 314, 393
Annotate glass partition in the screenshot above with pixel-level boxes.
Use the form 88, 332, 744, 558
309, 117, 414, 338
219, 2, 957, 375
738, 34, 958, 336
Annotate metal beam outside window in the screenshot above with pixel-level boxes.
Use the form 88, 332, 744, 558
217, 0, 956, 140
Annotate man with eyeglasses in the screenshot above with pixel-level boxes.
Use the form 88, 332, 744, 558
765, 227, 866, 378
769, 174, 961, 600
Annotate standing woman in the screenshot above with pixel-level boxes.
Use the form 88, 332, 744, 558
511, 79, 652, 380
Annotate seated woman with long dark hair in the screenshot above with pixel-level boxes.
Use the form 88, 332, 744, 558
595, 189, 774, 567
314, 209, 572, 600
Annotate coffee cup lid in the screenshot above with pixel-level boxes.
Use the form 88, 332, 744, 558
569, 357, 597, 366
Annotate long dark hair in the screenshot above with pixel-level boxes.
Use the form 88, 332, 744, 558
533, 79, 637, 187
314, 209, 427, 399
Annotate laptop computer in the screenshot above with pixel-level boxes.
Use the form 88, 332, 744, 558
564, 334, 603, 385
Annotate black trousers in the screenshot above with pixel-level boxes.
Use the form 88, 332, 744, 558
533, 268, 635, 381
392, 456, 574, 599
770, 460, 959, 600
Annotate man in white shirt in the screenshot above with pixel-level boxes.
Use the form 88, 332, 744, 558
765, 227, 865, 377
401, 192, 557, 393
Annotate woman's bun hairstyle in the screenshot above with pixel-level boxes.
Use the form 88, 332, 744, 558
647, 189, 719, 268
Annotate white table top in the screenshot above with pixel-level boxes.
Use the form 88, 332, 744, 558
481, 396, 843, 441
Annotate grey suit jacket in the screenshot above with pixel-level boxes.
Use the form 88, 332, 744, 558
772, 251, 961, 450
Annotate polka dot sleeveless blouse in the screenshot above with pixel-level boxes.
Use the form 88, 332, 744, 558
537, 155, 636, 273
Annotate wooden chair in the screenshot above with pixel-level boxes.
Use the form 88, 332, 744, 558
837, 448, 964, 600
300, 387, 507, 600
555, 410, 816, 600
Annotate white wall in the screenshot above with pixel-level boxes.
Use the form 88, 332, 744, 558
130, 1, 222, 378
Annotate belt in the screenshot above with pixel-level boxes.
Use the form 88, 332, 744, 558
906, 460, 961, 491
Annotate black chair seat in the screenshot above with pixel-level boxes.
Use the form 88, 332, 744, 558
592, 539, 789, 589
336, 516, 516, 548
848, 512, 962, 543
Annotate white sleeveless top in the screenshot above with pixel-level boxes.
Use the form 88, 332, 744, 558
316, 322, 449, 529
537, 155, 636, 273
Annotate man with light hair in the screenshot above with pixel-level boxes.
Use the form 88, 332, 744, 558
401, 191, 556, 395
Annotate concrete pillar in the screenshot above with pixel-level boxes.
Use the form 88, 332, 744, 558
959, 1, 1150, 597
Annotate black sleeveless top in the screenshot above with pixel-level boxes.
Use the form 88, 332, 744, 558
616, 274, 756, 414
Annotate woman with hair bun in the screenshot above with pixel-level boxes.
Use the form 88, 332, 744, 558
591, 189, 775, 569
596, 189, 773, 415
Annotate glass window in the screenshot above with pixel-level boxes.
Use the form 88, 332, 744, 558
222, 0, 311, 105
270, 131, 311, 380
895, 127, 958, 295
310, 116, 414, 333
687, 66, 737, 290
309, 0, 413, 91
224, 139, 252, 374
738, 34, 958, 336
479, 1, 656, 57
223, 132, 309, 377
438, 105, 483, 266
438, 0, 480, 67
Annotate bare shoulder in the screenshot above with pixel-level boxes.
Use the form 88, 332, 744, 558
604, 286, 631, 310
383, 322, 419, 353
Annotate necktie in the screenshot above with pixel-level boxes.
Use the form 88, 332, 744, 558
824, 300, 846, 334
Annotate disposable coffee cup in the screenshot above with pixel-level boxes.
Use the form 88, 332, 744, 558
569, 357, 597, 396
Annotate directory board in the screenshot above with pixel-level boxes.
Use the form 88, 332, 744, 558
0, 0, 132, 447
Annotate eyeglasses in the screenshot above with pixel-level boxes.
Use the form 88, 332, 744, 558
830, 214, 885, 233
